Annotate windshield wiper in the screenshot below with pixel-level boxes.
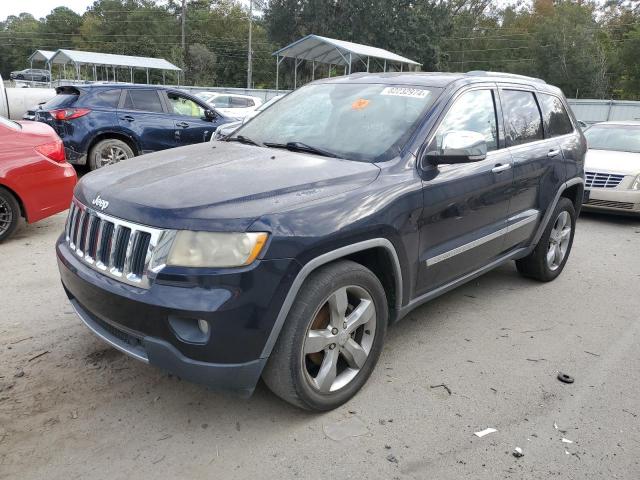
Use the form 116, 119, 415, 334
263, 141, 339, 158
227, 135, 263, 147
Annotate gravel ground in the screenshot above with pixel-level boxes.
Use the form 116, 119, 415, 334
1, 210, 639, 480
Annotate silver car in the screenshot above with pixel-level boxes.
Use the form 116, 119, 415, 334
9, 69, 51, 82
582, 121, 640, 215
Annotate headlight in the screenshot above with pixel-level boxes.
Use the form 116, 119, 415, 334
632, 174, 640, 191
166, 231, 268, 268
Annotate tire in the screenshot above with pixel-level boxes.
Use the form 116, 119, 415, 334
41, 76, 48, 82
0, 187, 21, 243
262, 260, 388, 411
16, 74, 24, 80
516, 197, 576, 282
88, 139, 135, 170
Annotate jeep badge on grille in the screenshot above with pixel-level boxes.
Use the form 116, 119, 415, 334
91, 195, 109, 211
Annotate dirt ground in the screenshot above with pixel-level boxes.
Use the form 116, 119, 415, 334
1, 210, 639, 480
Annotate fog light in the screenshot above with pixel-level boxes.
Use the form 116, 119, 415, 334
198, 319, 209, 335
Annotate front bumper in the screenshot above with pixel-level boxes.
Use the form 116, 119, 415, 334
583, 188, 640, 214
57, 237, 299, 396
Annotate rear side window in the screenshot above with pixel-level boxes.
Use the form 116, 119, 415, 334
501, 90, 543, 146
88, 89, 122, 108
230, 97, 250, 107
537, 93, 573, 137
436, 89, 498, 152
122, 90, 164, 113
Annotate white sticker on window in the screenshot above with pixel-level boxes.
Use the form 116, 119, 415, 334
380, 87, 430, 99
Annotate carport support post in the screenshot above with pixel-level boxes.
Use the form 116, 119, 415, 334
328, 64, 332, 77
366, 57, 370, 72
146, 68, 149, 84
162, 70, 166, 85
383, 59, 386, 72
93, 65, 97, 81
312, 60, 315, 80
130, 67, 133, 83
348, 53, 352, 74
294, 56, 298, 89
275, 55, 279, 91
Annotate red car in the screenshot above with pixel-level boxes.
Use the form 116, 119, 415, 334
0, 116, 76, 242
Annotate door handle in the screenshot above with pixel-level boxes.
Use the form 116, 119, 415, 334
176, 121, 189, 128
548, 149, 561, 157
120, 115, 134, 122
491, 163, 511, 173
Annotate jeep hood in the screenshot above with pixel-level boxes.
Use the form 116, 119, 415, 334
75, 141, 380, 231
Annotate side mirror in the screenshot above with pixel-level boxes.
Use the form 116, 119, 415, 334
424, 130, 487, 165
204, 109, 216, 121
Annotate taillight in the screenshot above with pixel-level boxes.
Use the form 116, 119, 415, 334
35, 138, 66, 162
50, 108, 91, 120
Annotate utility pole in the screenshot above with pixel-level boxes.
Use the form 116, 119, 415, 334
247, 0, 253, 88
181, 0, 186, 50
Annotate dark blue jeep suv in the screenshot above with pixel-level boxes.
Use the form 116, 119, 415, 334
56, 72, 586, 410
36, 84, 231, 170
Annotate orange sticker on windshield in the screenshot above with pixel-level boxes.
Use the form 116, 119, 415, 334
351, 98, 370, 110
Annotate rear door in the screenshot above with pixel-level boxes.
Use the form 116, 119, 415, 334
416, 86, 514, 294
163, 91, 221, 145
117, 89, 176, 153
499, 87, 565, 249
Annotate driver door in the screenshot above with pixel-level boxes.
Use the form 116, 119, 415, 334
416, 87, 514, 294
163, 91, 220, 145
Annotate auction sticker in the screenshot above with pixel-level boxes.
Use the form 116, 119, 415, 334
380, 87, 430, 98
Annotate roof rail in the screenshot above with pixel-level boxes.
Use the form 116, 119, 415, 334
465, 70, 546, 84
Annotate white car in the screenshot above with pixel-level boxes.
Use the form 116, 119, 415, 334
212, 95, 285, 140
196, 92, 262, 118
582, 121, 640, 215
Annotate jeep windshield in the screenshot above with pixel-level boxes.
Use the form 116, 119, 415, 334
231, 83, 440, 162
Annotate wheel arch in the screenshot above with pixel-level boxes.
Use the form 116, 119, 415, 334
0, 182, 28, 221
531, 177, 584, 247
259, 238, 403, 360
87, 131, 140, 158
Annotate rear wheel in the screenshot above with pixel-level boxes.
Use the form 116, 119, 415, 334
0, 187, 21, 243
262, 260, 388, 411
516, 197, 576, 282
88, 139, 135, 170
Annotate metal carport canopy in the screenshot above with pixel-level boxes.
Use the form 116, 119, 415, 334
49, 49, 181, 71
273, 34, 420, 89
273, 34, 420, 67
28, 50, 55, 64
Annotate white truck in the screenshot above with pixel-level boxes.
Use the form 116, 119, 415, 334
0, 75, 56, 120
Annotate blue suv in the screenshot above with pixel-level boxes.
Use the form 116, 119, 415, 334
36, 84, 231, 170
57, 72, 585, 410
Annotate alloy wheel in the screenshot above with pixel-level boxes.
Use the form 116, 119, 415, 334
302, 285, 377, 393
99, 145, 129, 168
0, 197, 13, 236
546, 210, 572, 271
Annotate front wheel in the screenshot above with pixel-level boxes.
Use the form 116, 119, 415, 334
262, 260, 388, 411
516, 197, 576, 282
88, 139, 135, 170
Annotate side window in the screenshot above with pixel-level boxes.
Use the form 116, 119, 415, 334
122, 89, 164, 113
230, 97, 244, 107
436, 89, 498, 152
92, 89, 121, 108
501, 90, 543, 146
538, 93, 573, 137
212, 96, 231, 108
167, 93, 206, 118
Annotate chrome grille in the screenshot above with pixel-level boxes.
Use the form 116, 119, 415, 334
585, 171, 625, 189
64, 199, 169, 288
